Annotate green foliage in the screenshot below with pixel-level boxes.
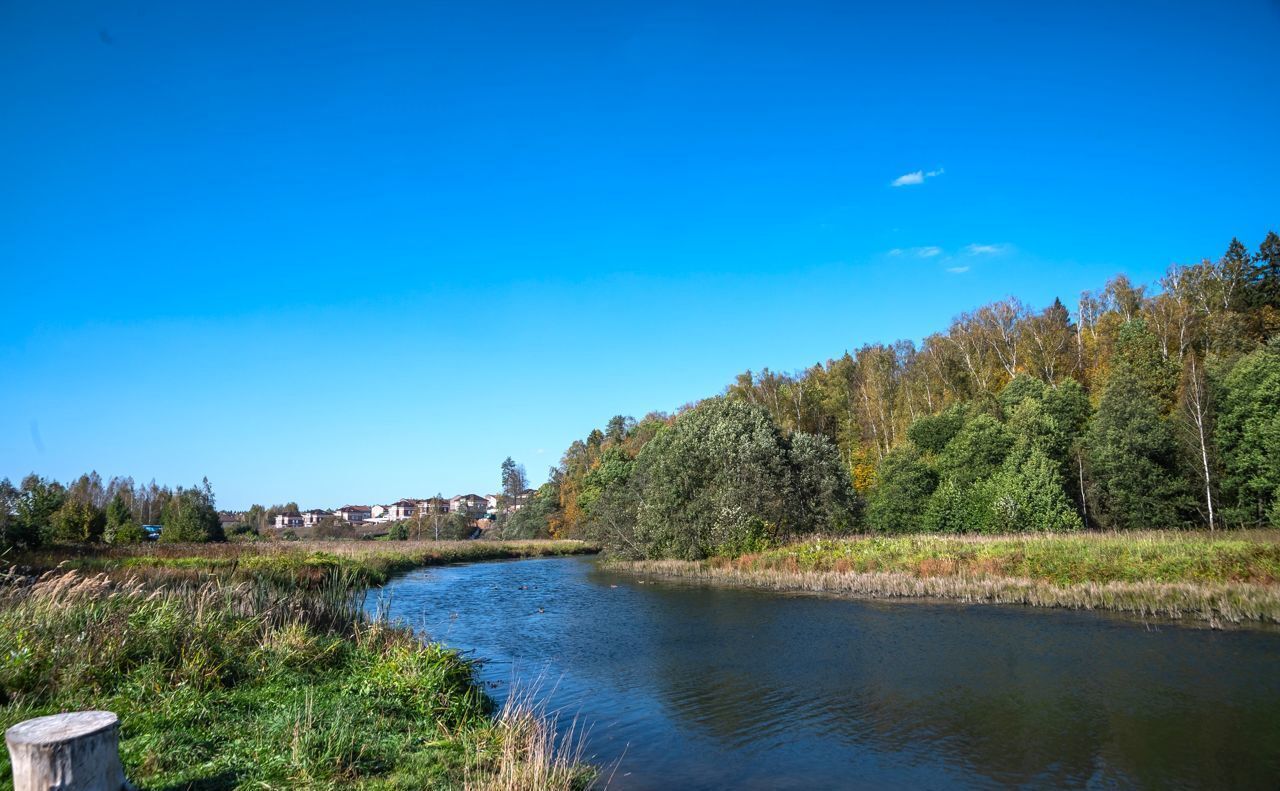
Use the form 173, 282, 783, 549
501, 494, 556, 539
49, 499, 106, 544
1087, 362, 1191, 529
103, 494, 138, 545
385, 522, 410, 540
935, 413, 1013, 488
998, 375, 1049, 416
922, 479, 993, 533
986, 447, 1084, 532
1216, 344, 1280, 526
159, 483, 223, 543
112, 521, 148, 544
603, 398, 851, 559
867, 447, 938, 533
1114, 319, 1180, 409
789, 432, 860, 533
906, 403, 968, 455
576, 447, 633, 512
629, 399, 794, 559
9, 475, 66, 550
0, 556, 591, 789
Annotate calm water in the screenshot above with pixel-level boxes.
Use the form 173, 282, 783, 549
370, 556, 1280, 789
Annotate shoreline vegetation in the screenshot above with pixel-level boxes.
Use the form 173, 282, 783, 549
613, 532, 1280, 627
0, 540, 597, 790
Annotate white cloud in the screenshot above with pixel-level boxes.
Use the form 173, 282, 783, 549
946, 265, 971, 274
964, 243, 1010, 256
891, 167, 944, 187
889, 246, 942, 258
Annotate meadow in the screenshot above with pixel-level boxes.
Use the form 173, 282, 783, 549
0, 540, 597, 790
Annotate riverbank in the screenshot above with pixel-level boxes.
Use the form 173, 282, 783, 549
613, 532, 1280, 627
0, 541, 597, 790
10, 538, 598, 585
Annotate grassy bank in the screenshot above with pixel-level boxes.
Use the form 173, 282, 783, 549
0, 542, 596, 790
10, 539, 597, 586
615, 532, 1280, 626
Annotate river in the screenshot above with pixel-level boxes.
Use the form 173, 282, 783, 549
369, 555, 1280, 789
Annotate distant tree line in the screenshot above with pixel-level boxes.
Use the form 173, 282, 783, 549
503, 232, 1280, 558
1, 473, 224, 550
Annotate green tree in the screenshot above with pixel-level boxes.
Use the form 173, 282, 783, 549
987, 447, 1083, 532
789, 431, 859, 533
0, 478, 19, 550
50, 499, 106, 543
1112, 319, 1179, 410
113, 522, 148, 544
867, 447, 938, 533
629, 399, 796, 559
922, 479, 993, 533
1249, 231, 1280, 338
159, 482, 222, 543
907, 403, 968, 455
500, 457, 527, 510
104, 493, 138, 544
14, 474, 65, 548
1215, 344, 1280, 526
936, 413, 1013, 488
1086, 363, 1190, 529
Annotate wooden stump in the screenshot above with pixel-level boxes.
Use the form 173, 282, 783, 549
5, 711, 128, 791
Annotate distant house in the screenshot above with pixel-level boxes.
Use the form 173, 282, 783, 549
485, 494, 499, 513
335, 505, 372, 524
273, 511, 304, 529
370, 504, 391, 519
218, 511, 243, 528
508, 488, 538, 511
389, 499, 417, 520
302, 509, 331, 527
450, 494, 487, 515
418, 497, 450, 514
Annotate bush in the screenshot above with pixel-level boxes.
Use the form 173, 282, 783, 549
867, 447, 938, 533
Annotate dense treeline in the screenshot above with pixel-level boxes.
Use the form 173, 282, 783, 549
0, 473, 223, 550
514, 233, 1280, 558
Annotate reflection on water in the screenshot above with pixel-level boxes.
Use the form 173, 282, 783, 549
370, 556, 1280, 789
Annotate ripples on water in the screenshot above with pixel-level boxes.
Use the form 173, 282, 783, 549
370, 556, 1280, 790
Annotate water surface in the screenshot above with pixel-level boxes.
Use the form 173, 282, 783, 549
371, 556, 1280, 789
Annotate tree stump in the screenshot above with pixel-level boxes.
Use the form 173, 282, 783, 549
5, 711, 128, 791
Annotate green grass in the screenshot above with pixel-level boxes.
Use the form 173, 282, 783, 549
0, 541, 597, 790
615, 532, 1280, 626
10, 539, 598, 586
734, 532, 1280, 585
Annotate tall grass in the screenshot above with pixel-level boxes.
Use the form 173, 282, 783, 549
0, 553, 594, 789
615, 532, 1280, 627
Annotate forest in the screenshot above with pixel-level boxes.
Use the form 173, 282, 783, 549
523, 232, 1280, 558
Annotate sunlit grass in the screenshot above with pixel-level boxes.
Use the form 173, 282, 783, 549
616, 532, 1280, 626
0, 545, 596, 790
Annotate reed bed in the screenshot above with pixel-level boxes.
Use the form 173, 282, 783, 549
0, 553, 594, 789
617, 532, 1280, 627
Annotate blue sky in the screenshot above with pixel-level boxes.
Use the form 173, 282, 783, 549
2, 0, 1278, 509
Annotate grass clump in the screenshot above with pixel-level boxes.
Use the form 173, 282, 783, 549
0, 551, 593, 789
